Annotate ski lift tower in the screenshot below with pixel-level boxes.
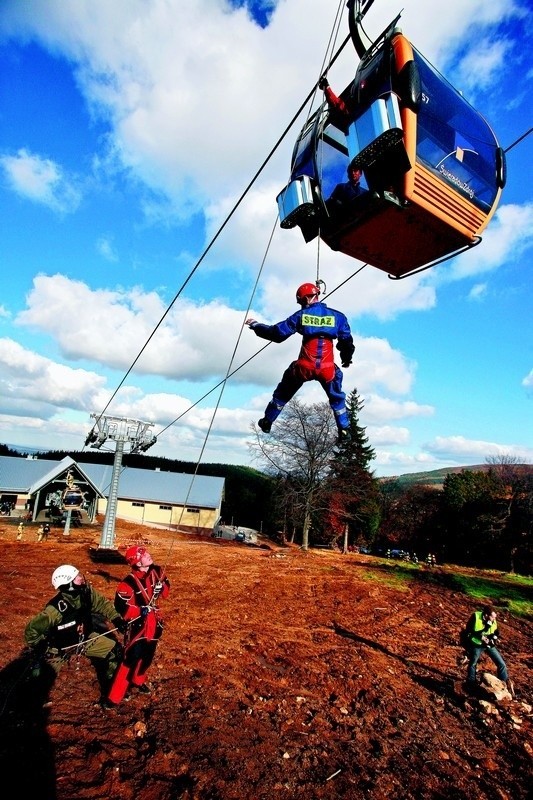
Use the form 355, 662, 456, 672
85, 413, 157, 560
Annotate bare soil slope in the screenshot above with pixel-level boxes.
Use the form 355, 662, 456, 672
1, 520, 531, 800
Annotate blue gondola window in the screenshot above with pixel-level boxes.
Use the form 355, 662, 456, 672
413, 49, 499, 211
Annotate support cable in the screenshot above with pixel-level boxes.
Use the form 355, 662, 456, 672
89, 31, 353, 434
157, 217, 278, 572
156, 261, 368, 438
504, 128, 532, 153
312, 0, 347, 288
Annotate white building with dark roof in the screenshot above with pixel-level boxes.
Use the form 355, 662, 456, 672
0, 455, 224, 534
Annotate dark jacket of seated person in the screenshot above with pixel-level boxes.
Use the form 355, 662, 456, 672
327, 165, 366, 216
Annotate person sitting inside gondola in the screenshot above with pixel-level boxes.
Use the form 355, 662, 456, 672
327, 162, 367, 220
330, 163, 364, 204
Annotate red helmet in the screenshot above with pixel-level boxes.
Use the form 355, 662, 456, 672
125, 545, 147, 566
296, 282, 320, 305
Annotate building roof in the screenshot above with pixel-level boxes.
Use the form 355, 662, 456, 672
0, 456, 224, 509
29, 456, 105, 498
0, 455, 53, 492
83, 463, 224, 508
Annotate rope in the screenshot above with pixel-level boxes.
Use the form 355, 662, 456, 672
313, 0, 348, 289
156, 263, 368, 439
157, 216, 279, 574
79, 0, 533, 560
85, 13, 354, 437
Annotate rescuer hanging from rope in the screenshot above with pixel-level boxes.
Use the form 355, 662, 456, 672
246, 282, 355, 443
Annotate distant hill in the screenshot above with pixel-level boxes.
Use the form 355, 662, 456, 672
2, 442, 530, 495
380, 463, 532, 488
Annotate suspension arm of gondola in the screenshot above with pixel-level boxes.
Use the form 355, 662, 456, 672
347, 0, 383, 58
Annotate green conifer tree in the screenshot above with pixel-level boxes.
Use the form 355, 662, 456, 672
324, 388, 380, 551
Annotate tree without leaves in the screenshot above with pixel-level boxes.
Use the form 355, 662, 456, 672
249, 399, 338, 550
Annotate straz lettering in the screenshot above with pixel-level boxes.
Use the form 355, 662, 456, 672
302, 314, 335, 327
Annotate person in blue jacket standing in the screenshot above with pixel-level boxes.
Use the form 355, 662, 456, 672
246, 282, 355, 443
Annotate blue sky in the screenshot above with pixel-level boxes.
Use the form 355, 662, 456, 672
0, 0, 531, 476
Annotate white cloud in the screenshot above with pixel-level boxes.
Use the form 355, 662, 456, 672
0, 337, 106, 415
0, 0, 524, 220
373, 450, 443, 471
1, 0, 527, 323
0, 148, 81, 213
14, 274, 420, 396
441, 203, 533, 281
522, 369, 533, 391
426, 435, 533, 463
454, 38, 511, 95
362, 393, 434, 424
367, 425, 410, 446
96, 236, 119, 262
468, 283, 488, 301
0, 0, 529, 474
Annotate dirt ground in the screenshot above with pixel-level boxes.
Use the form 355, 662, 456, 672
0, 519, 531, 800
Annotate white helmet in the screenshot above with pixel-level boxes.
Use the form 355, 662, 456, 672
51, 564, 79, 589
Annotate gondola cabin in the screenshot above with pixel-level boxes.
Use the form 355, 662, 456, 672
276, 18, 505, 278
62, 485, 84, 510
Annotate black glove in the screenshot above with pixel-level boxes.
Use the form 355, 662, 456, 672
318, 75, 329, 90
140, 606, 151, 618
114, 617, 127, 634
29, 639, 48, 656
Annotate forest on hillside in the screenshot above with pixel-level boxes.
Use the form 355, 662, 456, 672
2, 434, 532, 575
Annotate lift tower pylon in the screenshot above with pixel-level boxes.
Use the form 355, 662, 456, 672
84, 413, 157, 561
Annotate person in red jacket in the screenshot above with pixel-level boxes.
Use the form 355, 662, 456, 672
105, 546, 170, 708
319, 75, 351, 129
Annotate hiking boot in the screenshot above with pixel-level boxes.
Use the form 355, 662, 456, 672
258, 418, 272, 433
99, 698, 118, 711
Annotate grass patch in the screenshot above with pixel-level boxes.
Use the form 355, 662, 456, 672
443, 573, 533, 617
355, 559, 533, 617
357, 564, 414, 592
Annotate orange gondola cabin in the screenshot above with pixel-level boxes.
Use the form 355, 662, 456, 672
276, 1, 506, 278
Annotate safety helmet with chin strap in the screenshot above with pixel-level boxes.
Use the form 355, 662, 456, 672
125, 545, 150, 566
52, 564, 79, 590
296, 282, 320, 305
